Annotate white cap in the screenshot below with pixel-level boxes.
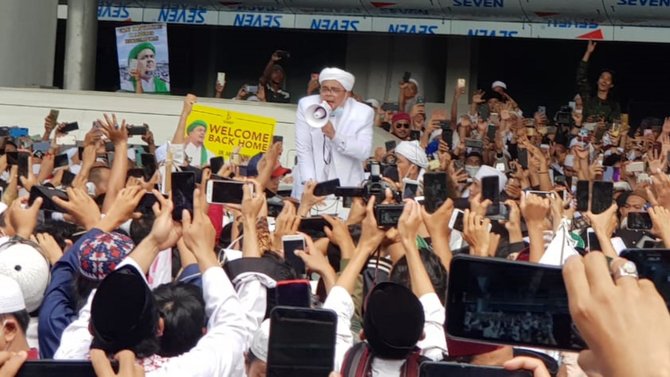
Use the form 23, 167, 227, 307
319, 67, 355, 91
491, 80, 507, 90
475, 165, 508, 193
249, 319, 270, 362
0, 240, 50, 312
365, 98, 380, 109
408, 78, 420, 91
395, 141, 428, 169
0, 275, 26, 313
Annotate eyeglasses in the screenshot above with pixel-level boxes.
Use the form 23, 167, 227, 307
395, 122, 410, 129
320, 86, 345, 95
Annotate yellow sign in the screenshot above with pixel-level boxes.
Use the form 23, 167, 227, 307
185, 104, 276, 159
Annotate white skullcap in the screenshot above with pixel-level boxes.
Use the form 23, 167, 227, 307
249, 319, 270, 362
366, 98, 380, 109
408, 78, 420, 91
491, 80, 507, 90
475, 165, 508, 193
0, 274, 26, 313
319, 67, 355, 91
0, 240, 50, 312
395, 141, 428, 169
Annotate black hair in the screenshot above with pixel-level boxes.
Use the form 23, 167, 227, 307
0, 310, 30, 334
153, 282, 206, 357
130, 213, 155, 246
603, 153, 621, 167
73, 273, 100, 312
89, 166, 110, 186
389, 247, 448, 305
599, 68, 616, 86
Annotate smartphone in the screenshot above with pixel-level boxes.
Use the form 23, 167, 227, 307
32, 141, 50, 154
275, 279, 311, 308
313, 179, 341, 197
18, 152, 29, 178
587, 228, 602, 252
210, 156, 224, 174
282, 235, 306, 276
206, 180, 247, 205
127, 125, 148, 136
420, 362, 532, 377
602, 166, 621, 182
61, 170, 76, 188
216, 72, 226, 86
171, 171, 195, 221
446, 255, 586, 351
334, 186, 365, 197
140, 153, 157, 181
441, 125, 453, 149
128, 58, 138, 72
381, 103, 399, 112
465, 139, 483, 149
525, 190, 555, 199
576, 180, 590, 212
627, 212, 653, 230
487, 124, 497, 140
410, 130, 421, 141
402, 179, 419, 199
28, 186, 69, 212
481, 175, 500, 204
449, 209, 465, 233
245, 85, 258, 94
48, 109, 60, 122
135, 192, 158, 215
297, 216, 332, 234
374, 204, 404, 227
385, 140, 397, 152
60, 122, 79, 133
619, 249, 670, 307
626, 162, 645, 173
6, 152, 17, 166
126, 168, 144, 180
17, 360, 118, 377
591, 181, 613, 215
273, 135, 283, 144
54, 153, 69, 169
267, 307, 337, 377
457, 78, 466, 89
563, 154, 575, 168
517, 148, 528, 169
423, 172, 448, 214
402, 71, 411, 83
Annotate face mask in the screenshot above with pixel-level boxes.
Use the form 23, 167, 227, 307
465, 165, 480, 177
330, 108, 344, 118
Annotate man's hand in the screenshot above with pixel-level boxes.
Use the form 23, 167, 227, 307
295, 233, 332, 275
103, 186, 144, 224
181, 188, 217, 268
520, 192, 550, 226
503, 356, 551, 377
182, 94, 197, 116
91, 349, 145, 377
420, 198, 454, 239
584, 40, 597, 60
398, 199, 422, 243
649, 206, 670, 246
141, 127, 155, 146
298, 180, 325, 217
8, 196, 42, 239
52, 188, 101, 230
504, 200, 523, 242
241, 180, 265, 223
33, 233, 64, 265
148, 190, 180, 250
0, 350, 28, 377
272, 202, 301, 250
322, 214, 351, 247
322, 121, 335, 139
469, 193, 492, 217
357, 196, 386, 253
462, 209, 492, 257
98, 113, 128, 145
472, 89, 486, 104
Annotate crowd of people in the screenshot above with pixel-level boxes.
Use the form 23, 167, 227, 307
0, 40, 669, 377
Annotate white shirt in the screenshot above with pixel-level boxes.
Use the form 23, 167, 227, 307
184, 143, 214, 168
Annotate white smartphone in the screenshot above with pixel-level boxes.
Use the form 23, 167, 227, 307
448, 209, 465, 232
626, 161, 645, 173
457, 78, 466, 89
128, 58, 138, 72
206, 179, 251, 205
217, 72, 226, 86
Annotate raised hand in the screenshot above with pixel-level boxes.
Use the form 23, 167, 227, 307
98, 113, 128, 145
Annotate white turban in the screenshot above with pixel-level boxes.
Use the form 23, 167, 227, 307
395, 141, 428, 169
475, 165, 508, 193
491, 80, 507, 90
319, 67, 355, 91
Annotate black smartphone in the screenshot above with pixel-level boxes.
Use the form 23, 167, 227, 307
449, 209, 465, 233
518, 149, 529, 170
487, 124, 497, 141
402, 71, 411, 83
28, 186, 69, 212
267, 306, 337, 377
381, 103, 399, 112
127, 125, 148, 136
171, 171, 195, 221
276, 279, 311, 308
423, 172, 448, 214
126, 168, 144, 180
140, 153, 157, 181
587, 229, 602, 252
374, 204, 404, 227
297, 216, 332, 234
410, 130, 421, 141
576, 180, 590, 212
441, 126, 453, 149
385, 140, 397, 152
61, 170, 76, 188
59, 122, 79, 133
402, 180, 419, 199
334, 186, 365, 197
446, 255, 586, 351
481, 176, 500, 204
18, 152, 29, 178
282, 235, 306, 276
465, 139, 484, 149
210, 156, 224, 174
17, 360, 118, 377
135, 192, 165, 215
54, 153, 69, 169
420, 362, 532, 377
273, 135, 284, 144
6, 151, 18, 166
627, 212, 653, 230
591, 181, 613, 215
620, 249, 670, 307
206, 179, 247, 205
313, 179, 340, 197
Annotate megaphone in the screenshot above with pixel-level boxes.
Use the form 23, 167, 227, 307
305, 101, 332, 128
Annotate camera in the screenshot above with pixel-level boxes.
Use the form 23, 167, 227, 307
554, 106, 572, 126
363, 161, 396, 203
276, 50, 290, 60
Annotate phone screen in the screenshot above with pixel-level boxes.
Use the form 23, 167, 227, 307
420, 362, 532, 377
587, 229, 602, 252
410, 130, 421, 141
282, 237, 306, 276
423, 172, 448, 214
627, 212, 653, 230
18, 152, 29, 178
60, 122, 79, 133
28, 186, 69, 212
276, 280, 311, 308
208, 180, 245, 204
171, 172, 195, 221
442, 127, 453, 149
267, 307, 337, 377
17, 360, 117, 377
402, 182, 419, 199
487, 124, 497, 140
450, 210, 465, 232
54, 153, 69, 169
210, 156, 224, 174
481, 176, 500, 216
446, 255, 586, 351
141, 153, 157, 181
375, 204, 404, 227
518, 149, 529, 170
591, 181, 613, 215
313, 179, 340, 197
576, 180, 589, 212
620, 249, 670, 307
61, 171, 76, 188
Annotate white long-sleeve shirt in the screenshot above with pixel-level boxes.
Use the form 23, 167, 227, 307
323, 286, 447, 376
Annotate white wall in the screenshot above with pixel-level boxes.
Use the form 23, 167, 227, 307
0, 87, 397, 168
0, 0, 58, 88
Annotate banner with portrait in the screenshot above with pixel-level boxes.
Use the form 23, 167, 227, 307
115, 23, 170, 94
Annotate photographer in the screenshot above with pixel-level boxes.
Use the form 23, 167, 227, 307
577, 41, 620, 122
259, 50, 290, 104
